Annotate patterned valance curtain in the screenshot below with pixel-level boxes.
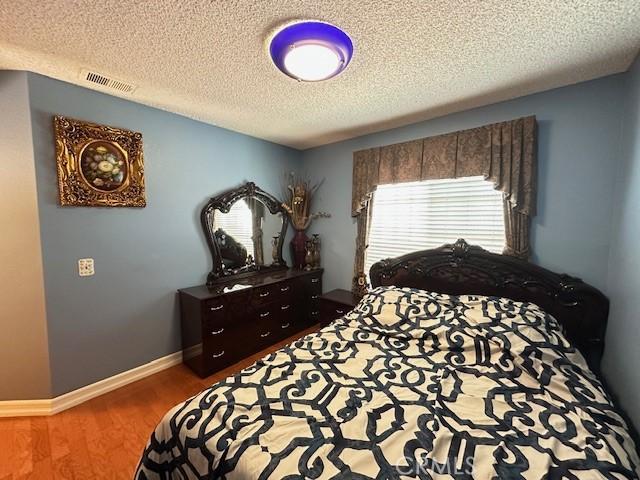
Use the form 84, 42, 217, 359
351, 115, 537, 296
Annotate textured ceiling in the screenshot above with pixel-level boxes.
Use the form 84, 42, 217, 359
1, 1, 639, 149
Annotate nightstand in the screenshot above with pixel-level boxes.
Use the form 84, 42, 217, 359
319, 289, 361, 327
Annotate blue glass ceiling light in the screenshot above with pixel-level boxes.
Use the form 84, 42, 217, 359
270, 21, 353, 82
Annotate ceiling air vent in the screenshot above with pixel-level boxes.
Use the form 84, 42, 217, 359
81, 69, 136, 94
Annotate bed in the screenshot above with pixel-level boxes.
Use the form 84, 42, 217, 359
135, 240, 639, 479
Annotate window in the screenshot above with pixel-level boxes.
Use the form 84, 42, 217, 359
214, 201, 255, 258
364, 176, 505, 275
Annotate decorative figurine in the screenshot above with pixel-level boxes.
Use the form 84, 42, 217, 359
271, 235, 281, 265
304, 240, 315, 271
312, 234, 321, 268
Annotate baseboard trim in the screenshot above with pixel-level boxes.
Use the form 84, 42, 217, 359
0, 399, 53, 417
0, 351, 183, 417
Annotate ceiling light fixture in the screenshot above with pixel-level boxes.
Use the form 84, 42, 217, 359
270, 21, 353, 82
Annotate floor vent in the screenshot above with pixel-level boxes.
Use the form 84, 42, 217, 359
81, 69, 136, 94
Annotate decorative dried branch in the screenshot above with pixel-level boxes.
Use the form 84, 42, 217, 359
281, 172, 331, 231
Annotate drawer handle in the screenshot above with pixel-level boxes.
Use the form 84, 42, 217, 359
336, 309, 345, 314
260, 311, 270, 318
281, 304, 290, 311
280, 286, 290, 292
281, 323, 290, 329
212, 350, 225, 359
259, 292, 270, 298
210, 327, 224, 335
210, 305, 224, 311
260, 331, 271, 338
311, 278, 319, 283
311, 310, 319, 315
311, 294, 319, 299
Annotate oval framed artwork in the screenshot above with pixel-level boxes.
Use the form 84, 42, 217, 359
54, 116, 146, 207
79, 140, 129, 192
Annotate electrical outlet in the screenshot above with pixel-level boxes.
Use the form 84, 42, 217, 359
78, 258, 95, 276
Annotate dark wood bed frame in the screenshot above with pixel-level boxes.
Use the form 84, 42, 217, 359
369, 239, 609, 372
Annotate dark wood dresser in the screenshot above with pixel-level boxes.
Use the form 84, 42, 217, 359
179, 268, 322, 377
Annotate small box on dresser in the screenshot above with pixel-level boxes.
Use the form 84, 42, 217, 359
179, 268, 323, 378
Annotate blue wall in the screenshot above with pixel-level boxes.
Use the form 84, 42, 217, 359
27, 74, 300, 396
22, 66, 639, 414
602, 55, 640, 427
302, 75, 625, 294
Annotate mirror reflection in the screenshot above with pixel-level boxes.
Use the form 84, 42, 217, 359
213, 197, 283, 272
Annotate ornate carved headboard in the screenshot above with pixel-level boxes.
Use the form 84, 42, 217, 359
369, 239, 609, 372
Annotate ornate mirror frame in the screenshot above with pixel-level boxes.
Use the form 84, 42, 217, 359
201, 182, 288, 285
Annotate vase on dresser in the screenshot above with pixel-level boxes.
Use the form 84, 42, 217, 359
282, 173, 331, 270
290, 230, 308, 269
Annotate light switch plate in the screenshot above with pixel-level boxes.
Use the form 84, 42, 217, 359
78, 258, 95, 276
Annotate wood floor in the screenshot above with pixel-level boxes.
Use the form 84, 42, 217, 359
0, 325, 320, 480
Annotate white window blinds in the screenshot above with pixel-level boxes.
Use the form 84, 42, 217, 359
364, 176, 505, 276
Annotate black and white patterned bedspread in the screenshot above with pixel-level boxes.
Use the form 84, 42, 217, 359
136, 286, 639, 479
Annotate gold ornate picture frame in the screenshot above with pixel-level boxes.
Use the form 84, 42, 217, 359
54, 116, 146, 207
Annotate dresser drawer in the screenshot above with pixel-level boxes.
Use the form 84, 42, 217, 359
306, 273, 322, 291
252, 284, 275, 305
254, 302, 277, 324
320, 301, 349, 325
309, 307, 321, 324
203, 291, 253, 326
202, 330, 239, 374
203, 298, 227, 320
277, 299, 294, 316
203, 323, 231, 342
252, 313, 281, 348
319, 290, 360, 327
203, 305, 234, 329
275, 282, 293, 296
277, 305, 297, 335
201, 344, 238, 375
251, 299, 294, 344
251, 281, 293, 307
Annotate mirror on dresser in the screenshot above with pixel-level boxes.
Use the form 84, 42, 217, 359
201, 182, 288, 284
